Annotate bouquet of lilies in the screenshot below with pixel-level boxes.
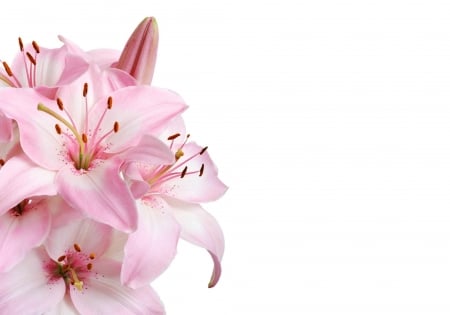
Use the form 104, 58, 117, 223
0, 17, 226, 314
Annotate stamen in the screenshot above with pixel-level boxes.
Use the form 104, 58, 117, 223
32, 41, 40, 54
69, 268, 84, 291
56, 98, 64, 111
2, 62, 13, 76
73, 243, 81, 252
200, 146, 208, 155
83, 82, 88, 97
26, 52, 36, 66
114, 121, 119, 132
0, 159, 4, 166
199, 163, 205, 177
57, 255, 66, 262
175, 149, 184, 160
107, 96, 113, 109
89, 253, 95, 260
82, 133, 88, 143
167, 133, 181, 141
55, 124, 62, 134
87, 263, 93, 270
18, 37, 23, 51
181, 166, 188, 178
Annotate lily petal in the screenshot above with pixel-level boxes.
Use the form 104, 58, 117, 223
55, 159, 137, 233
71, 258, 165, 315
0, 198, 51, 272
0, 154, 56, 214
0, 248, 65, 314
166, 198, 225, 287
46, 217, 113, 261
122, 199, 180, 288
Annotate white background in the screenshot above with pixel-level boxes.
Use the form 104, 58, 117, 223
3, 0, 450, 314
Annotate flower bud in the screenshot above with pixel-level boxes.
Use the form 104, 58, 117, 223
115, 17, 159, 85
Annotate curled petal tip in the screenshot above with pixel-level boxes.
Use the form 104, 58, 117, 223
115, 17, 159, 85
207, 250, 222, 288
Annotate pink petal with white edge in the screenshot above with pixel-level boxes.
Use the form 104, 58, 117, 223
166, 198, 225, 288
0, 198, 51, 272
46, 217, 113, 261
55, 159, 137, 233
122, 199, 180, 288
0, 154, 56, 214
160, 142, 228, 203
71, 258, 165, 315
0, 248, 65, 314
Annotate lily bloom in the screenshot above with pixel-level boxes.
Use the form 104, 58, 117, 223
122, 121, 227, 288
114, 17, 159, 85
0, 67, 185, 232
0, 217, 165, 314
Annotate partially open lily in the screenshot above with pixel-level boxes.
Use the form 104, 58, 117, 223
114, 17, 159, 85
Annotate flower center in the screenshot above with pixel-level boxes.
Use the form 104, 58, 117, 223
9, 199, 30, 217
1, 37, 40, 87
37, 83, 120, 170
146, 133, 207, 186
46, 243, 96, 291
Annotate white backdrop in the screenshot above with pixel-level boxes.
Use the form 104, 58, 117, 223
3, 0, 450, 314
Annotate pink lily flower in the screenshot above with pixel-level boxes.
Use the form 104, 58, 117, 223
0, 68, 186, 232
114, 17, 159, 85
0, 217, 165, 314
122, 121, 227, 288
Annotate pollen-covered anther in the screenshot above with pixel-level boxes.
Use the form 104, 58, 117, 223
0, 159, 5, 167
113, 121, 119, 133
175, 149, 184, 160
87, 263, 93, 270
26, 52, 36, 66
56, 98, 64, 111
167, 133, 181, 141
181, 166, 188, 178
199, 163, 205, 177
32, 40, 40, 53
2, 61, 13, 76
107, 96, 113, 109
73, 243, 81, 252
55, 124, 62, 134
18, 37, 24, 51
89, 253, 95, 260
82, 133, 88, 143
83, 82, 88, 97
57, 255, 66, 262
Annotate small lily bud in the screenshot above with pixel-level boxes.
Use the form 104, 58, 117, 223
115, 17, 159, 85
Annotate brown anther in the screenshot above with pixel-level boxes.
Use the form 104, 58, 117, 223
0, 159, 4, 167
70, 280, 75, 285
114, 121, 119, 132
181, 166, 188, 178
167, 133, 181, 141
57, 255, 66, 262
175, 149, 184, 160
2, 62, 13, 76
107, 96, 113, 109
87, 263, 93, 270
26, 52, 36, 65
32, 41, 40, 53
199, 163, 205, 177
200, 146, 208, 155
55, 124, 62, 134
83, 83, 88, 97
18, 37, 24, 51
56, 98, 64, 110
82, 133, 88, 143
73, 243, 81, 252
89, 253, 96, 260
186, 134, 191, 139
